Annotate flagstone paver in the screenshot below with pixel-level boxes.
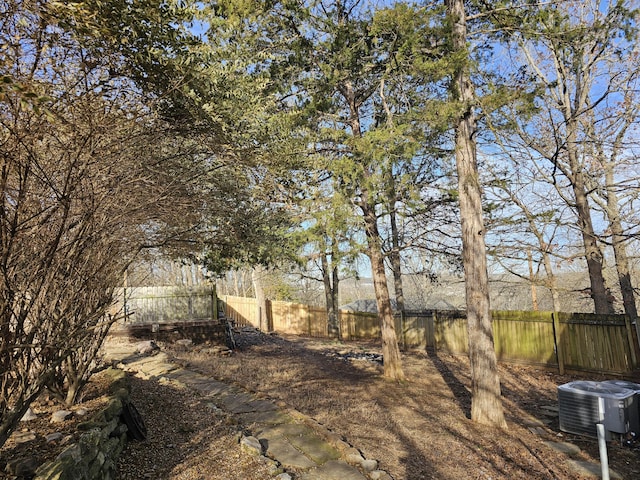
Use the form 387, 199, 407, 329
238, 409, 291, 425
263, 436, 318, 469
255, 423, 341, 465
542, 440, 582, 456
527, 426, 547, 435
297, 460, 367, 480
566, 459, 623, 479
287, 433, 341, 465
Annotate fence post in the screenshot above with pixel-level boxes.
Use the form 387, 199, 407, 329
623, 315, 638, 368
552, 312, 565, 375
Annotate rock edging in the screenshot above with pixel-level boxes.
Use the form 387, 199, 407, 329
34, 368, 131, 480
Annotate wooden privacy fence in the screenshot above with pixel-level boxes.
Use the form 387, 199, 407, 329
221, 295, 638, 374
115, 286, 218, 325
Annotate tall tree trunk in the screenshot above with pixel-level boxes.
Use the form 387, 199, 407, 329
381, 78, 405, 314
447, 0, 506, 428
561, 92, 613, 313
571, 169, 612, 314
610, 223, 635, 318
333, 265, 340, 330
599, 124, 639, 340
389, 202, 405, 313
251, 265, 267, 331
605, 165, 638, 346
586, 107, 637, 320
362, 198, 405, 381
344, 78, 404, 380
321, 253, 340, 338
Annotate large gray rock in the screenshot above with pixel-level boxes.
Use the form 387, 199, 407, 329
369, 471, 393, 480
13, 431, 37, 444
45, 432, 64, 443
240, 435, 263, 455
345, 447, 364, 465
20, 407, 38, 422
360, 458, 378, 472
50, 410, 72, 423
135, 340, 158, 355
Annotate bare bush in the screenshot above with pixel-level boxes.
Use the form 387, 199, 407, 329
0, 1, 190, 446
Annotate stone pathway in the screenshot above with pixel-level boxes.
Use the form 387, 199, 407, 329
103, 343, 391, 480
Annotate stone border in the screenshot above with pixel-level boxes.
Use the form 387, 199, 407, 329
34, 368, 131, 480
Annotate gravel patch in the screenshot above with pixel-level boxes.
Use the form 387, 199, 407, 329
116, 374, 274, 479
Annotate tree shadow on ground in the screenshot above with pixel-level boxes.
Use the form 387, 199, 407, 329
373, 376, 559, 480
426, 349, 472, 419
385, 419, 438, 480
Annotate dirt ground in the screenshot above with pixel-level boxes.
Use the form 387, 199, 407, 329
3, 328, 640, 479
167, 328, 640, 480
